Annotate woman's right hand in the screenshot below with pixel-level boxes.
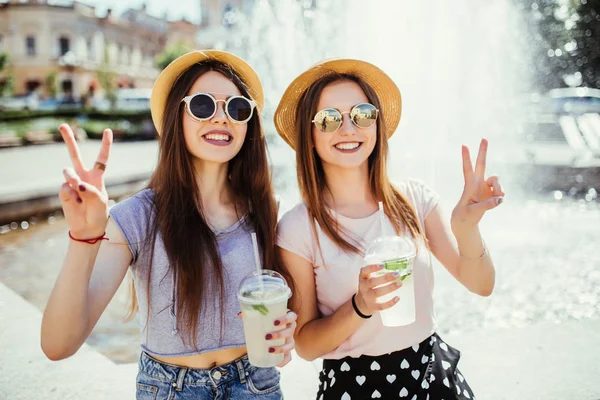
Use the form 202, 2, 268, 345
354, 264, 402, 316
58, 123, 113, 239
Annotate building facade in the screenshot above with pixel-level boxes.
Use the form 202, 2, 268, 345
0, 0, 199, 99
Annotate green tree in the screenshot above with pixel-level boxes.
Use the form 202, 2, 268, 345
516, 0, 600, 90
44, 70, 58, 98
96, 67, 117, 108
155, 41, 193, 70
0, 52, 14, 97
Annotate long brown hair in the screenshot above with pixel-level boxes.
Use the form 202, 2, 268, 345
295, 73, 423, 256
126, 60, 292, 349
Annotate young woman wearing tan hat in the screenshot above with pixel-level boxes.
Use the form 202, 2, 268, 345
41, 50, 296, 399
274, 59, 504, 399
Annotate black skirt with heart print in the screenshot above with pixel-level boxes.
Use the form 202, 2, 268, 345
316, 333, 476, 400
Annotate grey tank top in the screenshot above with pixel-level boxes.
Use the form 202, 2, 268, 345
109, 189, 258, 357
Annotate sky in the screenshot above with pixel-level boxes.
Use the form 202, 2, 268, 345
0, 0, 204, 24
92, 0, 201, 23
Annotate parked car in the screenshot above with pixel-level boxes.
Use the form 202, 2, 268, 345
0, 93, 39, 111
518, 88, 600, 192
91, 88, 151, 112
547, 87, 600, 115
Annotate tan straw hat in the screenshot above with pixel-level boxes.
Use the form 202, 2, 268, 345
150, 50, 264, 135
274, 58, 402, 149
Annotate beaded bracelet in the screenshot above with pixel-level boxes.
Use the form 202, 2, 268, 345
459, 240, 488, 260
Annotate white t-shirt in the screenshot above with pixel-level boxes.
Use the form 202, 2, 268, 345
277, 180, 440, 359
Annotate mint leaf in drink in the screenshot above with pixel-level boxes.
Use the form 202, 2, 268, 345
252, 304, 269, 316
384, 258, 410, 271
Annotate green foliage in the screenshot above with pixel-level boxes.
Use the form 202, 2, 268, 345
516, 0, 600, 90
44, 71, 58, 98
155, 41, 193, 70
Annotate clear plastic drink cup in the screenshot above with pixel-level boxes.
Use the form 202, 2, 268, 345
238, 270, 291, 367
364, 236, 417, 327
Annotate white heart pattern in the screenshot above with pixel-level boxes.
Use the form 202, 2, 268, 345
371, 390, 382, 398
411, 370, 420, 380
328, 369, 335, 379
440, 342, 449, 351
421, 355, 429, 364
340, 361, 351, 372
411, 395, 417, 400
399, 387, 409, 397
318, 395, 323, 400
330, 377, 336, 387
401, 359, 410, 369
356, 375, 366, 386
441, 360, 451, 370
386, 374, 396, 383
412, 344, 419, 352
458, 372, 465, 382
370, 361, 381, 371
443, 377, 450, 387
342, 393, 351, 400
431, 353, 436, 362
421, 379, 430, 389
323, 381, 327, 391
429, 373, 436, 382
456, 385, 461, 395
465, 390, 471, 399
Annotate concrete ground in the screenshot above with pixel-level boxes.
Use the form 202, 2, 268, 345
1, 282, 599, 400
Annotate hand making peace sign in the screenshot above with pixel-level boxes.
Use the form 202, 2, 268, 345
58, 123, 113, 240
450, 139, 505, 233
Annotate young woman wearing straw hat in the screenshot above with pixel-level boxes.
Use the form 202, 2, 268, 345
41, 50, 296, 399
274, 59, 504, 399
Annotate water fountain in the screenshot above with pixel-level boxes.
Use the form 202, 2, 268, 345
1, 0, 598, 364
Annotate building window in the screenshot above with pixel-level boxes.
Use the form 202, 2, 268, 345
26, 80, 41, 93
26, 36, 36, 56
61, 79, 73, 94
59, 36, 70, 56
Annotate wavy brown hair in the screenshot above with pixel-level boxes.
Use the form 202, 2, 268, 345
126, 60, 292, 349
295, 74, 424, 256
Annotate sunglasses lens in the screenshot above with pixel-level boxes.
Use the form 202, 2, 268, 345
313, 109, 342, 133
189, 94, 215, 119
227, 97, 253, 122
351, 103, 378, 128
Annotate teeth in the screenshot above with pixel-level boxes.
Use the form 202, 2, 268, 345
205, 134, 230, 141
335, 142, 360, 150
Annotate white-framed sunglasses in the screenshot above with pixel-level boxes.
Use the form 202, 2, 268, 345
181, 92, 257, 124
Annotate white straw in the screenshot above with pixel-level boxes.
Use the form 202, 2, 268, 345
378, 201, 386, 236
251, 232, 264, 291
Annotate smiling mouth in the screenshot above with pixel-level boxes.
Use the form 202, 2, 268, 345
334, 142, 362, 152
202, 132, 232, 146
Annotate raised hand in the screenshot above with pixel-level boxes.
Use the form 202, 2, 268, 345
451, 138, 504, 233
58, 124, 113, 239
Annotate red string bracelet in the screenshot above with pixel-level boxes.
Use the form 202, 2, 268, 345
68, 231, 109, 244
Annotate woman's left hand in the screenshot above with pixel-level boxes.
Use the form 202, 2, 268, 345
266, 310, 298, 367
451, 139, 505, 233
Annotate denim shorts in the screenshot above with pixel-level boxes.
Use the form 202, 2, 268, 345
136, 351, 283, 400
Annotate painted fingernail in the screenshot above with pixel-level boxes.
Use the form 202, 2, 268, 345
274, 320, 280, 326
265, 334, 273, 340
79, 184, 86, 192
237, 312, 242, 317
497, 197, 504, 205
268, 347, 275, 353
392, 272, 400, 277
76, 198, 82, 203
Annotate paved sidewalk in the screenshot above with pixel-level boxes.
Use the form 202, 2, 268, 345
2, 282, 599, 400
